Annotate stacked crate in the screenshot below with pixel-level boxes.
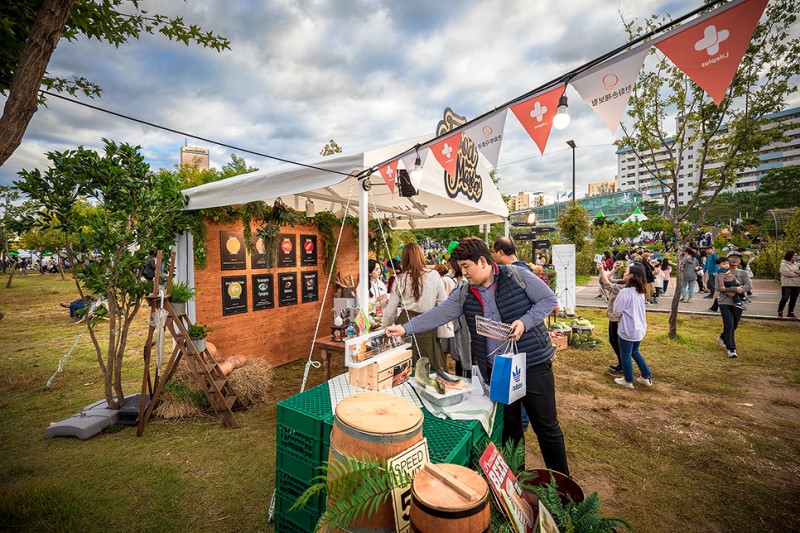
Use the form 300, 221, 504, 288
274, 383, 500, 532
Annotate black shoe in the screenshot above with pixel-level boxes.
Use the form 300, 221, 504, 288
703, 294, 714, 299
707, 306, 718, 312
608, 365, 622, 375
59, 302, 71, 308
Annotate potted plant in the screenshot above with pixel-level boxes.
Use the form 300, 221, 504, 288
187, 323, 211, 353
169, 281, 195, 315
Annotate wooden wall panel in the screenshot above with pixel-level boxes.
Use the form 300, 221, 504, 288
194, 220, 359, 367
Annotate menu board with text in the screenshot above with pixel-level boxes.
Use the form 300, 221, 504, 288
278, 272, 298, 307
252, 274, 274, 311
222, 275, 248, 316
250, 233, 268, 269
300, 234, 318, 266
277, 234, 297, 267
220, 231, 246, 270
301, 271, 319, 303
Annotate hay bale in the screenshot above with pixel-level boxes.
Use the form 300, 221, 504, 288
226, 358, 274, 407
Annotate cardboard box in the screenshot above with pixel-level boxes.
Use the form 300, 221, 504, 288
348, 348, 412, 390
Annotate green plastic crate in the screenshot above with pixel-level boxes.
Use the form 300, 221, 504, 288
275, 466, 326, 513
421, 412, 473, 466
277, 382, 334, 464
275, 493, 321, 533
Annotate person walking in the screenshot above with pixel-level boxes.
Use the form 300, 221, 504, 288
385, 237, 568, 475
611, 264, 654, 389
716, 250, 752, 358
381, 243, 448, 371
704, 246, 719, 298
598, 260, 625, 375
660, 257, 671, 296
680, 249, 699, 303
778, 250, 800, 320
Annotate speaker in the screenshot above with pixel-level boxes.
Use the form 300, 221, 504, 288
397, 169, 418, 197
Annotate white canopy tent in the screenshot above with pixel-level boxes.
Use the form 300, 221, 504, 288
624, 207, 648, 223
178, 137, 509, 317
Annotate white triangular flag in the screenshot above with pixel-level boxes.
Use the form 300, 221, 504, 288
463, 109, 508, 168
400, 149, 429, 189
571, 47, 649, 134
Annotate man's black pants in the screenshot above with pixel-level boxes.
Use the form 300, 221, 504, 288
501, 360, 569, 476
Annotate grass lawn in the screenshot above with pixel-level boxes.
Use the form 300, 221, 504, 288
1, 274, 798, 532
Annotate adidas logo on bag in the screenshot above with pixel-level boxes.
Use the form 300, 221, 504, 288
512, 366, 523, 391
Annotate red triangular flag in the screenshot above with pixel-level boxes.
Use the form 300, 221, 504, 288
429, 133, 461, 177
378, 160, 398, 194
655, 0, 768, 105
510, 85, 564, 154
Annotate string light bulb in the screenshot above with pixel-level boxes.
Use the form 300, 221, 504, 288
304, 199, 315, 217
553, 94, 570, 130
410, 154, 424, 184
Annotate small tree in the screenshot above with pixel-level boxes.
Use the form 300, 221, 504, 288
0, 186, 22, 287
15, 140, 191, 407
617, 0, 800, 338
557, 205, 590, 251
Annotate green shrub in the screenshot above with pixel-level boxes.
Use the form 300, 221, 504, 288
169, 281, 195, 303
187, 323, 211, 340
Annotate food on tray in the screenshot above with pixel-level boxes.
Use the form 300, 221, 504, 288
435, 376, 469, 390
414, 357, 445, 394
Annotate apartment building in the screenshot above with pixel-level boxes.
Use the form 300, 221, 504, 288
507, 191, 547, 211
587, 180, 618, 197
617, 106, 800, 206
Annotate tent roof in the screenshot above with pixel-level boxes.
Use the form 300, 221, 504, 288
183, 137, 508, 229
624, 207, 648, 223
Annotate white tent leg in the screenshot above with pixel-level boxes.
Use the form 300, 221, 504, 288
357, 182, 369, 313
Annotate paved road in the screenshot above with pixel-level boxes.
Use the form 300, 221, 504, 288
575, 277, 795, 322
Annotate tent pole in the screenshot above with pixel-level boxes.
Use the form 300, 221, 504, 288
358, 180, 369, 313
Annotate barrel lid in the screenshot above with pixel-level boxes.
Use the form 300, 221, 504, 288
412, 463, 488, 511
335, 392, 422, 434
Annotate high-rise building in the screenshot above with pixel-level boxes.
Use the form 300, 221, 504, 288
617, 106, 800, 206
587, 180, 618, 197
506, 191, 546, 211
180, 145, 210, 170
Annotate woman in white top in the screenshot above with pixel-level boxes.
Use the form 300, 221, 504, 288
611, 264, 653, 389
367, 259, 388, 307
382, 242, 447, 371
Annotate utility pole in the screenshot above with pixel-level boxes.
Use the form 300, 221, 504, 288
566, 140, 576, 206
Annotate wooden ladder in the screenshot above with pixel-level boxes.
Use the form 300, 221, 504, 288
137, 252, 244, 436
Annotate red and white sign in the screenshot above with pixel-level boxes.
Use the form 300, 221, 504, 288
510, 85, 564, 155
571, 47, 648, 134
378, 159, 399, 194
464, 109, 508, 168
479, 443, 534, 533
655, 0, 768, 104
429, 132, 462, 178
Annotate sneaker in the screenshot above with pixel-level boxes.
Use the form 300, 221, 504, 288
636, 376, 653, 387
614, 377, 634, 389
645, 301, 652, 306
717, 337, 726, 349
595, 294, 605, 300
727, 350, 738, 358
703, 294, 714, 299
735, 303, 747, 310
778, 313, 783, 318
608, 365, 622, 375
686, 298, 692, 303
679, 297, 686, 303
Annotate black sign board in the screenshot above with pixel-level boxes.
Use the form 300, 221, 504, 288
301, 271, 319, 303
222, 275, 248, 316
220, 231, 246, 270
300, 234, 318, 266
250, 233, 268, 269
277, 234, 297, 267
251, 274, 274, 311
278, 272, 298, 307
533, 239, 552, 249
513, 232, 534, 241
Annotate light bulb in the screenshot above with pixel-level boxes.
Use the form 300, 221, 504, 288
409, 219, 417, 229
410, 155, 423, 186
305, 199, 315, 217
553, 94, 570, 130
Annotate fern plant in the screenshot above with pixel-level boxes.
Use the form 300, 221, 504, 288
291, 455, 412, 531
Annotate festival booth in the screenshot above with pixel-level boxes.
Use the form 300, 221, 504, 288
179, 136, 513, 531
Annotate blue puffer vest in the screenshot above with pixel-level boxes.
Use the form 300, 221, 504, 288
463, 265, 554, 376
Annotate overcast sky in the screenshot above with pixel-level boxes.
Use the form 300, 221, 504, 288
0, 0, 793, 201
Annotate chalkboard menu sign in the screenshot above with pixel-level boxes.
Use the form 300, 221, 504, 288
300, 234, 318, 266
220, 231, 246, 270
277, 234, 297, 267
278, 272, 298, 307
222, 275, 248, 316
301, 271, 319, 303
250, 233, 267, 269
252, 274, 274, 311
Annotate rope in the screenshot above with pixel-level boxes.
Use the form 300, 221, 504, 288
368, 189, 421, 353
300, 176, 358, 393
44, 324, 87, 390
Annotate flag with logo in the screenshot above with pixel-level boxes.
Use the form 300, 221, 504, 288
429, 132, 462, 178
464, 109, 508, 168
509, 85, 564, 155
489, 340, 526, 405
654, 0, 768, 104
377, 160, 398, 194
570, 47, 649, 134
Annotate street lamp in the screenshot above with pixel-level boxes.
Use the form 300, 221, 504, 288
566, 140, 576, 205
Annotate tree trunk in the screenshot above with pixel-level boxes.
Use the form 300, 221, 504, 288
0, 0, 77, 167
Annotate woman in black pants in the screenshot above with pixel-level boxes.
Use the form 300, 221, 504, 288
598, 260, 625, 374
716, 251, 751, 358
778, 250, 800, 320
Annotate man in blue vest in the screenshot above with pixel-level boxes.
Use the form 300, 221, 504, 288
386, 237, 568, 475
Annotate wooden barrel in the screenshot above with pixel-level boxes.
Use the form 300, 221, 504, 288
329, 392, 423, 532
410, 463, 490, 532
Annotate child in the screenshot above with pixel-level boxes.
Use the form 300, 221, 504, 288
716, 257, 746, 310
653, 261, 664, 299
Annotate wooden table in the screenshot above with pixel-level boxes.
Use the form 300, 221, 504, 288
314, 335, 345, 381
